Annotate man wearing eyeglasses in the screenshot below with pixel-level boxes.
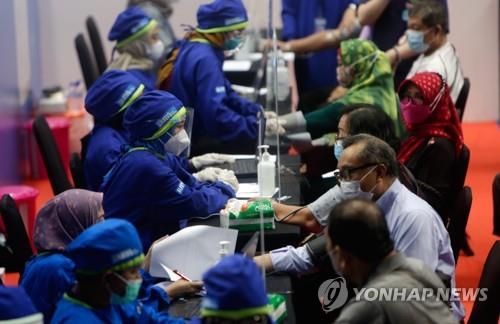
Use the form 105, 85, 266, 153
255, 133, 464, 320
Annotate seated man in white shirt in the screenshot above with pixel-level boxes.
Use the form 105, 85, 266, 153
405, 0, 464, 103
255, 134, 464, 320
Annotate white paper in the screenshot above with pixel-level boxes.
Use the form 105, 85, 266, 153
223, 60, 252, 71
236, 183, 278, 199
149, 225, 238, 281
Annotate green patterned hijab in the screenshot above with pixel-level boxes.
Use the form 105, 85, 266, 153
336, 39, 403, 136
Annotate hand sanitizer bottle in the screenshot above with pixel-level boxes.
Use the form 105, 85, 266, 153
258, 145, 276, 197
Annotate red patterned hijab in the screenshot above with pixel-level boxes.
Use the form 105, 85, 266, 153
397, 72, 464, 164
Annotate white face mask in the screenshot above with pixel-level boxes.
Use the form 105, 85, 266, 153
339, 166, 378, 200
148, 40, 165, 60
163, 129, 190, 156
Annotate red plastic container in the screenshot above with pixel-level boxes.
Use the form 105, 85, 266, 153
0, 185, 39, 244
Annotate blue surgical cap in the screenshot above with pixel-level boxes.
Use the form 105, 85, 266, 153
108, 6, 157, 48
196, 0, 248, 33
85, 70, 144, 123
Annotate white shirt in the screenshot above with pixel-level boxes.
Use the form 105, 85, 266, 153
270, 180, 464, 319
407, 41, 464, 103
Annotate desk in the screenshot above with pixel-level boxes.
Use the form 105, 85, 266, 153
189, 154, 303, 251
168, 274, 296, 323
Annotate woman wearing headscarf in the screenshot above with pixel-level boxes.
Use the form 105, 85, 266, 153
267, 39, 404, 139
21, 189, 202, 323
397, 71, 464, 219
20, 189, 103, 322
107, 6, 165, 90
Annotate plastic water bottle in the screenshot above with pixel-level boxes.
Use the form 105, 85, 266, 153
258, 145, 276, 197
66, 80, 85, 117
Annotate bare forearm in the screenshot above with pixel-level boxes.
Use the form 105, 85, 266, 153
272, 202, 322, 232
282, 30, 342, 54
357, 0, 391, 26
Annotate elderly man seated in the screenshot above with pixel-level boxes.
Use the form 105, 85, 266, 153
255, 134, 464, 320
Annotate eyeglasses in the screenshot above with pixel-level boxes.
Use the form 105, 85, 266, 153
333, 163, 379, 181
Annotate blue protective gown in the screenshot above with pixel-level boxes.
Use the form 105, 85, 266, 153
83, 126, 127, 192
281, 0, 353, 93
167, 40, 260, 145
102, 148, 235, 251
128, 69, 157, 91
83, 126, 193, 192
22, 253, 173, 323
51, 293, 184, 324
21, 253, 75, 323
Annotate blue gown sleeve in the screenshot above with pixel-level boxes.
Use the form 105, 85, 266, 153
281, 0, 299, 40
223, 79, 261, 117
194, 55, 258, 142
119, 302, 185, 324
150, 159, 235, 221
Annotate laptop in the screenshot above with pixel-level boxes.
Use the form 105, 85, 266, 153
167, 233, 261, 319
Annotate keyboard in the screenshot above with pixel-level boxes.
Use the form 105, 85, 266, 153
221, 158, 257, 178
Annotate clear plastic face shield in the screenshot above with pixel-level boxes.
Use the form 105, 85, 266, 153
182, 107, 194, 157
223, 29, 248, 57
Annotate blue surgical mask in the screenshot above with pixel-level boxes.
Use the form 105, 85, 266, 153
110, 273, 143, 305
223, 36, 242, 51
334, 141, 343, 161
406, 29, 430, 53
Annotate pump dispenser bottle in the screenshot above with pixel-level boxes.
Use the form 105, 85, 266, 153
257, 145, 276, 197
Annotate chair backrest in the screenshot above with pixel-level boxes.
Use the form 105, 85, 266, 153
448, 186, 472, 263
468, 240, 500, 324
70, 152, 87, 189
0, 194, 34, 275
74, 33, 99, 90
32, 116, 73, 195
86, 16, 108, 75
455, 77, 470, 122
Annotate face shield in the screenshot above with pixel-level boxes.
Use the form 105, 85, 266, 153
180, 107, 194, 157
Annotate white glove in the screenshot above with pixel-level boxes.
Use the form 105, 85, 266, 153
193, 167, 224, 182
265, 118, 286, 136
190, 153, 235, 170
264, 111, 278, 119
193, 168, 239, 192
218, 169, 239, 192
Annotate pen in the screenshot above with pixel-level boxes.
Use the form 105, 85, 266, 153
173, 269, 192, 282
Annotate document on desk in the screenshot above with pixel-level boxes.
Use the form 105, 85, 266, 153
236, 183, 278, 199
149, 225, 238, 281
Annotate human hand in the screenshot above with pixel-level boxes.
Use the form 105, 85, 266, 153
191, 153, 235, 170
265, 118, 286, 136
218, 170, 239, 192
193, 167, 224, 183
165, 280, 204, 299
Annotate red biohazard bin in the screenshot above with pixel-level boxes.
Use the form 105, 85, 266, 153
0, 185, 39, 245
20, 116, 70, 179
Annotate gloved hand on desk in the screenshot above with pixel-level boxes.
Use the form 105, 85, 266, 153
190, 153, 236, 170
193, 167, 239, 192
